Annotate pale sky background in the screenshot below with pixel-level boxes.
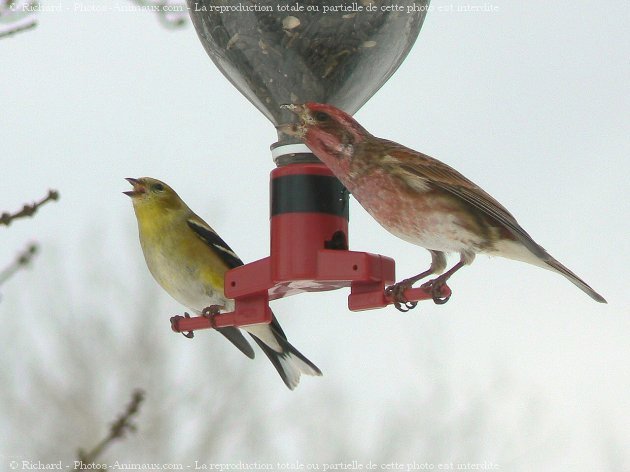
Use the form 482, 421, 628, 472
1, 0, 629, 469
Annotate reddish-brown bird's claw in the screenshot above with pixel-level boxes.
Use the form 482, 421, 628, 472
170, 312, 195, 338
400, 300, 418, 312
432, 292, 451, 305
386, 284, 418, 312
422, 280, 451, 305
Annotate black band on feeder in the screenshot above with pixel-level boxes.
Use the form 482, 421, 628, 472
271, 174, 349, 218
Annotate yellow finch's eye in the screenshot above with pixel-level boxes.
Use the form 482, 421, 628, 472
152, 183, 165, 192
314, 111, 330, 122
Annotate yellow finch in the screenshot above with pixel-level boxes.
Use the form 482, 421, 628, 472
125, 177, 321, 389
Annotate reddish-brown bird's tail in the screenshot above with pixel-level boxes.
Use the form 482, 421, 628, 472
545, 258, 607, 303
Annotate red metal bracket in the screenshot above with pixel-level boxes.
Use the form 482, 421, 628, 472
170, 162, 450, 335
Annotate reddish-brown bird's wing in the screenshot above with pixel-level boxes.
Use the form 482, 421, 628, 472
378, 140, 548, 259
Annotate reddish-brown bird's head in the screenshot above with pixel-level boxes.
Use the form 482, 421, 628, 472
280, 102, 371, 173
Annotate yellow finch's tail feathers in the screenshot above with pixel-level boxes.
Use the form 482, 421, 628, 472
251, 334, 322, 390
216, 327, 256, 359
246, 315, 322, 390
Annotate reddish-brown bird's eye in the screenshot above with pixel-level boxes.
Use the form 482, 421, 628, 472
314, 111, 330, 122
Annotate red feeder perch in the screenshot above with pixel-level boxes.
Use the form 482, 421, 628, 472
172, 0, 447, 334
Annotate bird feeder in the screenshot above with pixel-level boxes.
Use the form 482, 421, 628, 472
171, 0, 449, 334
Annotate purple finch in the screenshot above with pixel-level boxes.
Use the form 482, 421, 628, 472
280, 102, 606, 308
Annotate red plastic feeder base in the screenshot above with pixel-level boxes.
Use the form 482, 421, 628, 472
170, 162, 450, 335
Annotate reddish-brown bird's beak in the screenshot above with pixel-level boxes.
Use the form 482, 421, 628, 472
280, 103, 305, 115
277, 104, 307, 137
124, 177, 146, 197
275, 123, 301, 136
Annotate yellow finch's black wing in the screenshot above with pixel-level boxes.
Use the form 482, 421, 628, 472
188, 219, 291, 336
187, 219, 244, 269
187, 218, 255, 359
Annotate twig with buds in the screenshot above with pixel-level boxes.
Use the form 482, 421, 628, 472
0, 1, 38, 39
1, 189, 59, 227
0, 243, 38, 287
76, 389, 145, 468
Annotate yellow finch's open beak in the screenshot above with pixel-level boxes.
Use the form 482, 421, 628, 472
124, 177, 146, 197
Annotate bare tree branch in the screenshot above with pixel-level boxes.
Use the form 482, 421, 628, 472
0, 1, 38, 38
1, 189, 59, 227
0, 18, 35, 37
0, 242, 38, 287
76, 389, 145, 468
